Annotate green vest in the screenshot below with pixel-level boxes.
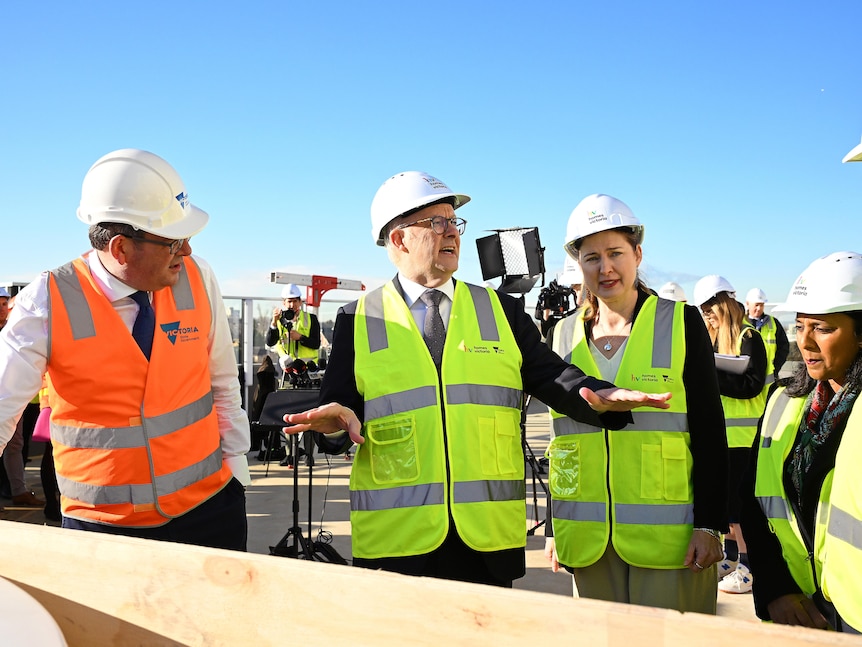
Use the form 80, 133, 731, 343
754, 388, 820, 597
351, 280, 524, 559
758, 315, 779, 379
720, 325, 768, 448
821, 400, 862, 631
273, 310, 317, 360
548, 296, 692, 569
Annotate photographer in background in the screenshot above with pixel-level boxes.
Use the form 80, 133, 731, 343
537, 259, 583, 338
266, 283, 321, 374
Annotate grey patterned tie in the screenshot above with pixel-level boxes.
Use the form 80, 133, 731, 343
420, 289, 445, 368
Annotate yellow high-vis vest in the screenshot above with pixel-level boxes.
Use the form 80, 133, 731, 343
351, 280, 524, 559
548, 296, 692, 569
721, 325, 768, 449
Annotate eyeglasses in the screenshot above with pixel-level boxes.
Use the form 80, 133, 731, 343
700, 298, 718, 316
397, 216, 467, 236
128, 234, 189, 255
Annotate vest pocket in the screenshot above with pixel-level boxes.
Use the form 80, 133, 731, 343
479, 411, 520, 476
640, 439, 690, 501
367, 416, 419, 484
546, 435, 580, 499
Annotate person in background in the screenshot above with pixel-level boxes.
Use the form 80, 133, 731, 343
740, 251, 862, 632
0, 149, 250, 550
284, 172, 671, 588
693, 275, 768, 594
746, 287, 790, 380
658, 281, 687, 303
544, 194, 727, 613
265, 283, 321, 375
0, 287, 9, 329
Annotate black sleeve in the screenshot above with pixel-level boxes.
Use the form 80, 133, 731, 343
264, 325, 280, 348
314, 305, 360, 455
497, 292, 632, 431
740, 419, 804, 620
772, 317, 790, 376
299, 313, 321, 350
716, 329, 767, 399
683, 305, 729, 531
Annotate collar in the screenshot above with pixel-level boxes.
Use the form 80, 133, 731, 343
86, 250, 138, 302
397, 274, 455, 307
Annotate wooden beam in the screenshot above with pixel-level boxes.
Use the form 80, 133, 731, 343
0, 521, 858, 646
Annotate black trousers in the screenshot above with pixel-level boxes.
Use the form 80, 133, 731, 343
61, 477, 248, 551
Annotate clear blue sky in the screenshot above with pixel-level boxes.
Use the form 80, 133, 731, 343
2, 2, 861, 321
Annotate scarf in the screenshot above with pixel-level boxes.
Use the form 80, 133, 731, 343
789, 380, 859, 505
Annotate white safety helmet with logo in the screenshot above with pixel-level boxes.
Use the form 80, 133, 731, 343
658, 281, 687, 302
281, 284, 303, 300
745, 288, 768, 304
563, 194, 644, 260
693, 275, 736, 308
370, 171, 471, 246
772, 251, 862, 315
76, 148, 209, 240
557, 255, 584, 286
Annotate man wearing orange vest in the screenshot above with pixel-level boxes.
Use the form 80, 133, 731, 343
0, 149, 250, 550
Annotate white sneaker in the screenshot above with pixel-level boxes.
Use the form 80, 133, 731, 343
716, 554, 738, 580
718, 563, 753, 594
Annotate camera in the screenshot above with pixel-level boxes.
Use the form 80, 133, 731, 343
534, 280, 574, 323
279, 308, 296, 329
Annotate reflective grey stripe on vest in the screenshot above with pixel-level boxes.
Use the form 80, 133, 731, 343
454, 479, 525, 503
652, 298, 675, 369
446, 384, 522, 408
51, 262, 96, 341
765, 374, 775, 385
760, 390, 790, 450
757, 495, 790, 520
551, 417, 598, 436
465, 283, 500, 342
51, 390, 215, 449
351, 482, 445, 512
615, 502, 693, 525
56, 447, 223, 506
363, 282, 501, 355
171, 261, 195, 310
364, 288, 388, 353
827, 505, 862, 549
553, 500, 606, 522
365, 385, 438, 420
726, 417, 760, 427
629, 410, 688, 432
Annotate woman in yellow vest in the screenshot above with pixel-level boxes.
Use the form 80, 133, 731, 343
692, 275, 768, 594
740, 251, 862, 632
544, 194, 728, 613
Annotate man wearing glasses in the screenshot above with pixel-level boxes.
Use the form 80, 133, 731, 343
284, 171, 671, 587
0, 149, 250, 550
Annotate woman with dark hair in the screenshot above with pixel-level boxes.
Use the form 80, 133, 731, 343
740, 251, 862, 632
692, 274, 768, 594
543, 194, 727, 613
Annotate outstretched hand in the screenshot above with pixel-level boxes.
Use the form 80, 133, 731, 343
283, 402, 364, 445
579, 387, 672, 413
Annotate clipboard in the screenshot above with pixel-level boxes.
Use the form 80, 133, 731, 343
714, 353, 750, 375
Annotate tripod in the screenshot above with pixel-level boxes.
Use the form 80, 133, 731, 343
254, 388, 348, 564
521, 394, 551, 536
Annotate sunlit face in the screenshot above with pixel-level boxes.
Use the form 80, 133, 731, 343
0, 296, 9, 327
577, 230, 642, 304
795, 313, 862, 389
389, 202, 460, 287
113, 232, 193, 292
282, 297, 302, 312
747, 301, 765, 319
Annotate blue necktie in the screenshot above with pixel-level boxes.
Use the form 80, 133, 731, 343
130, 291, 155, 360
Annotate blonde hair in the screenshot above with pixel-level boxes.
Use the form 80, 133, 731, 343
704, 291, 750, 355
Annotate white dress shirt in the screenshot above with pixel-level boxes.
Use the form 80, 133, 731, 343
0, 250, 251, 485
397, 274, 454, 332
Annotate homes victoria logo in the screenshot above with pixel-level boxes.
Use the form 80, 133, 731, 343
630, 372, 674, 385
160, 321, 201, 345
457, 341, 504, 355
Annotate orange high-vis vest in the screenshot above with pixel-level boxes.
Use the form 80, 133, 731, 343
46, 256, 232, 527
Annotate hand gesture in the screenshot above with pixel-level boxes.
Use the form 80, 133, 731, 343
284, 402, 364, 445
579, 387, 672, 413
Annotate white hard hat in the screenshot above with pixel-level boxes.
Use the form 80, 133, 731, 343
281, 284, 303, 300
564, 194, 644, 259
658, 282, 687, 302
370, 171, 470, 246
843, 137, 862, 163
745, 288, 768, 304
772, 251, 862, 315
0, 287, 10, 299
693, 275, 736, 307
557, 255, 583, 285
76, 149, 208, 239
